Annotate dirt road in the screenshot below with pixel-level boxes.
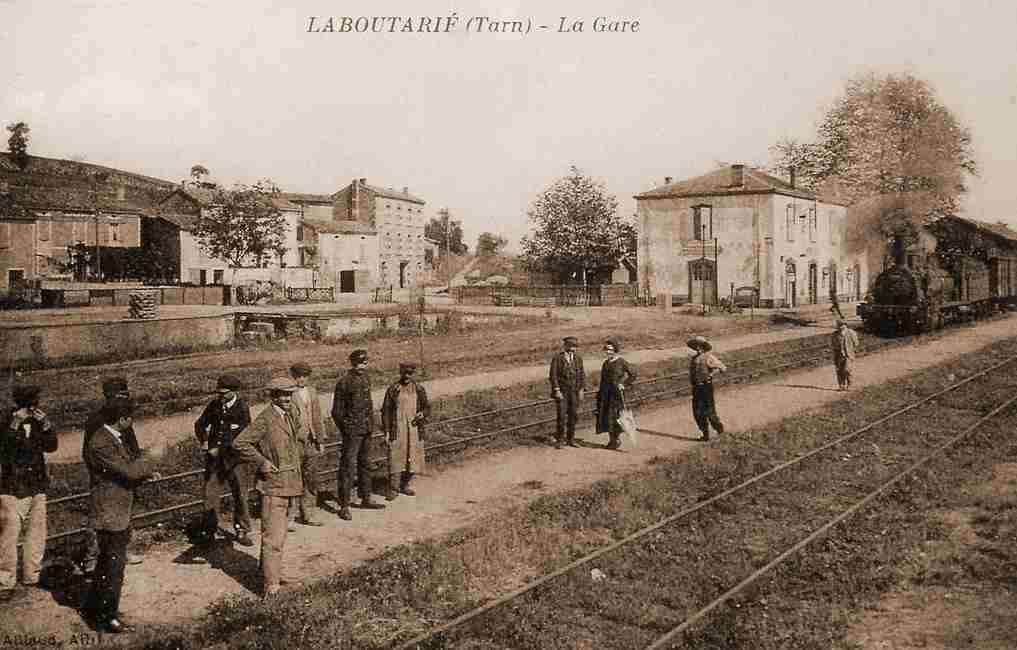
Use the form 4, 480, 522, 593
9, 315, 1012, 641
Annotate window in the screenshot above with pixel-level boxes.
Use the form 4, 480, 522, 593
0, 223, 10, 248
808, 208, 817, 243
110, 222, 120, 243
213, 269, 224, 284
786, 205, 795, 242
38, 219, 51, 241
296, 225, 304, 242
691, 205, 712, 240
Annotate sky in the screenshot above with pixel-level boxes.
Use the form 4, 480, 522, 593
2, 0, 1016, 252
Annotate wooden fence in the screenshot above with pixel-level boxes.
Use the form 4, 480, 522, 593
456, 284, 636, 307
284, 287, 335, 303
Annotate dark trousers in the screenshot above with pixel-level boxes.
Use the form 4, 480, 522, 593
86, 528, 130, 625
834, 356, 852, 387
692, 383, 724, 436
555, 390, 581, 441
202, 460, 252, 536
338, 433, 373, 507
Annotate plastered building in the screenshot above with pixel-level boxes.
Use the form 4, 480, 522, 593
635, 164, 867, 307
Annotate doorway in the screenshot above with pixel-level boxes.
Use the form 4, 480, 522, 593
688, 259, 716, 305
808, 262, 818, 304
784, 261, 797, 308
399, 261, 408, 289
340, 270, 356, 293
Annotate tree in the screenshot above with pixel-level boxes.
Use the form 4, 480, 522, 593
424, 209, 468, 255
190, 164, 210, 184
520, 166, 634, 284
476, 232, 508, 257
6, 121, 30, 169
769, 72, 976, 255
189, 179, 288, 280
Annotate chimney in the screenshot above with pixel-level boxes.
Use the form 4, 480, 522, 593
664, 176, 673, 185
402, 186, 409, 195
789, 166, 796, 190
359, 177, 367, 185
731, 164, 745, 187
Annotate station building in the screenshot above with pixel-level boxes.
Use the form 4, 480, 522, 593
634, 163, 868, 308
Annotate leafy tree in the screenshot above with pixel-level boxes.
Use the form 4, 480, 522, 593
424, 210, 468, 255
190, 164, 210, 183
189, 179, 288, 281
520, 166, 634, 284
769, 72, 976, 255
476, 232, 508, 257
6, 121, 30, 169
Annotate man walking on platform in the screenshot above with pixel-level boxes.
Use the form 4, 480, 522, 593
831, 319, 860, 391
332, 349, 385, 521
549, 336, 586, 449
232, 376, 304, 598
688, 336, 726, 441
381, 363, 431, 500
193, 375, 254, 546
289, 363, 324, 526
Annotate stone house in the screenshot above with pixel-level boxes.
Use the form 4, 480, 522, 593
0, 152, 173, 296
156, 185, 304, 285
332, 178, 430, 288
634, 164, 868, 308
300, 217, 379, 292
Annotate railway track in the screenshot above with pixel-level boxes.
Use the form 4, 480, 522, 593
39, 329, 910, 551
388, 352, 1017, 649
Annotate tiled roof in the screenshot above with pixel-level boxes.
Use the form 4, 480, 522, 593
303, 217, 377, 235
0, 152, 176, 214
635, 164, 837, 203
281, 192, 334, 204
337, 180, 426, 205
166, 187, 300, 211
941, 215, 1017, 244
155, 212, 199, 230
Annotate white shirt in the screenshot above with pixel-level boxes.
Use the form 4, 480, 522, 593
103, 424, 123, 446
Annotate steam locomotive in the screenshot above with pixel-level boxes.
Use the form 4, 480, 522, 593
857, 253, 995, 334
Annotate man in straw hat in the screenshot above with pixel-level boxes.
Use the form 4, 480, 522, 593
288, 363, 325, 526
687, 336, 727, 441
1, 385, 57, 603
332, 349, 385, 521
193, 374, 254, 546
232, 375, 304, 598
549, 336, 586, 449
831, 319, 860, 391
381, 362, 431, 499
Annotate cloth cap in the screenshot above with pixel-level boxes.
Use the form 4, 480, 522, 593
563, 336, 578, 346
604, 336, 622, 352
290, 362, 313, 377
216, 375, 242, 391
101, 376, 129, 398
266, 376, 298, 393
687, 336, 712, 352
399, 362, 417, 374
349, 349, 369, 364
12, 385, 41, 406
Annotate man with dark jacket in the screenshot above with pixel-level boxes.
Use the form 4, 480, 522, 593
1, 385, 58, 602
194, 375, 253, 546
548, 336, 586, 449
81, 377, 142, 573
332, 349, 385, 521
232, 376, 304, 598
82, 398, 157, 633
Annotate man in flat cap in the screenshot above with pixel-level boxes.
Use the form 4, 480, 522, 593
687, 336, 726, 441
332, 349, 385, 520
81, 377, 143, 573
549, 336, 586, 449
831, 319, 860, 391
1, 385, 57, 602
288, 363, 324, 526
194, 375, 254, 546
232, 375, 304, 598
381, 363, 431, 499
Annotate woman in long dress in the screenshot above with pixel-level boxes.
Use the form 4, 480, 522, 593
595, 336, 637, 450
